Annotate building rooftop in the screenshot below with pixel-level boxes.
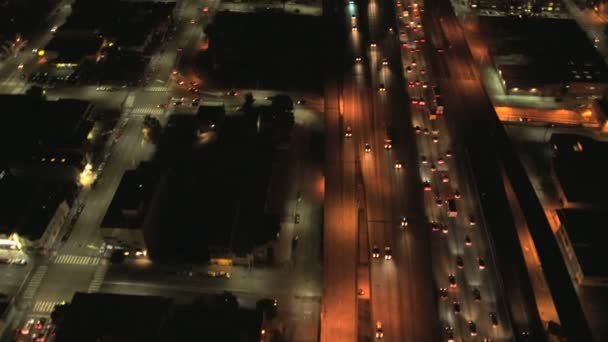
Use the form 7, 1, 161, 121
101, 162, 160, 229
550, 133, 608, 205
55, 292, 262, 342
55, 292, 172, 342
44, 33, 103, 64
61, 0, 175, 49
480, 17, 608, 85
556, 208, 608, 278
0, 171, 74, 240
0, 95, 93, 167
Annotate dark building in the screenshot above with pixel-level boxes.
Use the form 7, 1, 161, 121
0, 94, 95, 183
480, 17, 608, 98
549, 133, 608, 207
54, 292, 263, 342
0, 171, 75, 250
100, 162, 164, 256
555, 208, 608, 286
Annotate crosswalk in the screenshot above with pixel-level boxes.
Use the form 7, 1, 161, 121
88, 264, 109, 293
130, 107, 165, 115
32, 300, 61, 314
143, 86, 169, 92
53, 254, 102, 266
22, 266, 48, 301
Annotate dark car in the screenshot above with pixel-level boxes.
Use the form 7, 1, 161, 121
472, 288, 481, 301
448, 274, 457, 288
453, 301, 461, 314
468, 321, 477, 336
456, 256, 464, 269
490, 312, 498, 327
439, 287, 448, 300
372, 245, 380, 258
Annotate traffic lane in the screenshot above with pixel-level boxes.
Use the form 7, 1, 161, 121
380, 35, 439, 342
438, 75, 535, 335
0, 264, 31, 296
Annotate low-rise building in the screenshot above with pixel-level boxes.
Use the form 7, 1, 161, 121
0, 94, 95, 183
555, 209, 608, 286
0, 171, 75, 253
100, 162, 164, 256
480, 17, 608, 99
549, 134, 608, 208
54, 292, 263, 341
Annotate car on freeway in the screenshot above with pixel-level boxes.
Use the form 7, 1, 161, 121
370, 41, 377, 47
490, 312, 498, 327
445, 326, 455, 342
437, 157, 445, 165
441, 173, 449, 183
365, 143, 372, 152
442, 224, 449, 234
372, 245, 380, 258
345, 125, 353, 137
421, 156, 428, 164
446, 150, 453, 158
436, 197, 443, 206
432, 136, 439, 143
384, 138, 392, 149
439, 287, 448, 300
454, 191, 461, 199
400, 216, 408, 228
453, 301, 461, 314
469, 215, 476, 226
394, 160, 403, 169
382, 58, 388, 66
473, 288, 481, 301
478, 257, 486, 270
227, 90, 239, 96
411, 60, 417, 66
384, 247, 392, 260
295, 214, 300, 224
431, 221, 440, 232
418, 97, 425, 106
20, 319, 35, 335
415, 79, 421, 85
414, 125, 422, 133
422, 82, 429, 88
456, 256, 464, 269
422, 181, 432, 191
420, 68, 426, 74
406, 66, 412, 73
411, 98, 419, 105
469, 321, 477, 336
423, 128, 430, 135
379, 84, 386, 92
448, 274, 457, 288
408, 80, 416, 88
355, 56, 362, 62
464, 235, 472, 246
375, 321, 384, 338
430, 163, 437, 172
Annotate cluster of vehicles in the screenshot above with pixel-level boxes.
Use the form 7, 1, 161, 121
15, 317, 55, 342
396, 0, 505, 340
